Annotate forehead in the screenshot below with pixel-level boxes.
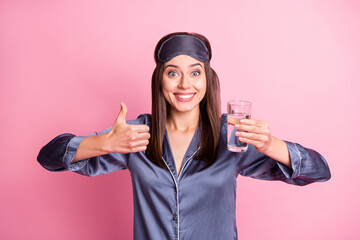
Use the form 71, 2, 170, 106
164, 55, 204, 68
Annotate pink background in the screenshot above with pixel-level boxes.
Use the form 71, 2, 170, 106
1, 0, 359, 239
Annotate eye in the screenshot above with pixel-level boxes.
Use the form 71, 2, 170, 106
191, 70, 200, 76
168, 71, 178, 77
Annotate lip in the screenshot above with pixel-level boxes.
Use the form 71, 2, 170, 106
174, 92, 196, 102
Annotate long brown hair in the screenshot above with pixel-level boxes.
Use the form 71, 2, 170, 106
145, 32, 221, 168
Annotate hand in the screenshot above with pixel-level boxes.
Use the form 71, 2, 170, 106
234, 118, 273, 154
105, 102, 150, 153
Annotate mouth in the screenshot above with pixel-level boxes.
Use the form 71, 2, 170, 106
174, 93, 196, 102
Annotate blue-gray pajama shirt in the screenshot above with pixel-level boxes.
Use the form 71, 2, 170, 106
37, 114, 331, 240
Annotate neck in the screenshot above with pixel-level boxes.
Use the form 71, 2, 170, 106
166, 107, 200, 132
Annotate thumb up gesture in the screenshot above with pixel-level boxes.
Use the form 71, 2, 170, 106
105, 102, 150, 153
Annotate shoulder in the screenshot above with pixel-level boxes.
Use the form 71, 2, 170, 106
220, 113, 227, 124
220, 113, 227, 129
219, 113, 228, 138
126, 113, 151, 126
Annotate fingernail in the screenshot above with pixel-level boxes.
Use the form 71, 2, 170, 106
235, 124, 240, 128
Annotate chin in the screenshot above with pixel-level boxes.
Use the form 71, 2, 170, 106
173, 104, 199, 113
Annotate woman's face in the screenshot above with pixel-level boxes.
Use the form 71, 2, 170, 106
162, 54, 206, 114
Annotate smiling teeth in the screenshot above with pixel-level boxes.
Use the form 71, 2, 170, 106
176, 94, 195, 99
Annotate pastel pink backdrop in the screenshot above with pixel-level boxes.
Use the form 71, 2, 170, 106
1, 0, 359, 239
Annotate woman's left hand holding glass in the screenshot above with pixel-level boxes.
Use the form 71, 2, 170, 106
235, 119, 292, 168
234, 119, 272, 154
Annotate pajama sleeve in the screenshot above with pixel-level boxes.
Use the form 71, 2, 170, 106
37, 114, 150, 177
236, 142, 331, 186
220, 114, 331, 186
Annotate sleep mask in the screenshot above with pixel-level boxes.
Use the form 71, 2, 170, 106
157, 35, 210, 63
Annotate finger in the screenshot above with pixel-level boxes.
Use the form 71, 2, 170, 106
235, 120, 269, 133
115, 102, 128, 124
237, 137, 258, 147
237, 136, 269, 152
128, 132, 150, 141
129, 145, 147, 153
135, 132, 151, 141
129, 139, 150, 148
237, 118, 260, 126
128, 124, 150, 133
235, 125, 265, 134
236, 131, 269, 142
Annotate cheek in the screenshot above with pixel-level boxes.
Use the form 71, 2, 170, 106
161, 78, 169, 92
196, 77, 207, 94
162, 77, 179, 93
161, 81, 170, 95
161, 79, 173, 99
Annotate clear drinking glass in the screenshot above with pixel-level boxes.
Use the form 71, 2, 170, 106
227, 100, 252, 152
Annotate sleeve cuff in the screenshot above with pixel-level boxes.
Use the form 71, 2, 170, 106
62, 136, 89, 172
277, 141, 302, 179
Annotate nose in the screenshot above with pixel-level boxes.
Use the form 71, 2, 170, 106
178, 75, 191, 89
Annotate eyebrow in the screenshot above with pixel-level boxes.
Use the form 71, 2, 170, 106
164, 63, 203, 69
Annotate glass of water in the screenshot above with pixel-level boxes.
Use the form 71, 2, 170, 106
227, 100, 252, 152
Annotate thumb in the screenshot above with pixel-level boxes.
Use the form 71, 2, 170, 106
115, 102, 128, 124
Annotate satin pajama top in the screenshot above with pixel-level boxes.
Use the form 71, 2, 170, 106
37, 114, 331, 240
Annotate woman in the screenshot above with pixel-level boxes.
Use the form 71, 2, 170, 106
37, 32, 331, 240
